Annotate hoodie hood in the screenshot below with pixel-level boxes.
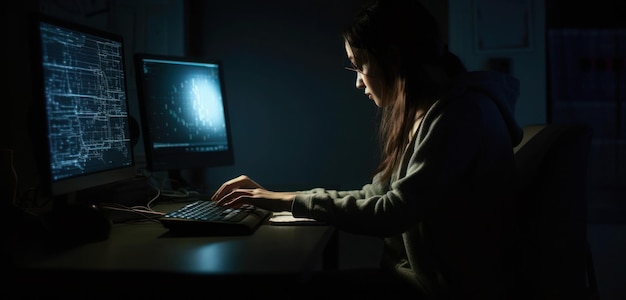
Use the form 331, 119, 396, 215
449, 71, 524, 147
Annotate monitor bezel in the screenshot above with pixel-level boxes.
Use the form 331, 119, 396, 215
31, 14, 137, 197
133, 52, 236, 173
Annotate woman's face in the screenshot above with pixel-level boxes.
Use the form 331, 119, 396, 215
344, 41, 388, 107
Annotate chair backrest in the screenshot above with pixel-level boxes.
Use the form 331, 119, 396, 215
512, 123, 594, 299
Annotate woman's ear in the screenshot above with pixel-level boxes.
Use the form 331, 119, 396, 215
385, 46, 405, 71
386, 46, 401, 61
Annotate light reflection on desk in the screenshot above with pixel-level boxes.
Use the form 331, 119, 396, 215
25, 220, 335, 277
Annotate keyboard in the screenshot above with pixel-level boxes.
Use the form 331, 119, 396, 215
160, 200, 272, 236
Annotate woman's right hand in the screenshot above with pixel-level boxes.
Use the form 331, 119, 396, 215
210, 175, 265, 201
211, 175, 295, 212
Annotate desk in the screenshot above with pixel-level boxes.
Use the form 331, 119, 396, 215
10, 209, 337, 297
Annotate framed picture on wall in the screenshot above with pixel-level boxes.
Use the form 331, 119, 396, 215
473, 0, 533, 53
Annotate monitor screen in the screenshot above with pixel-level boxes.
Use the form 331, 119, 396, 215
133, 53, 235, 174
31, 15, 136, 197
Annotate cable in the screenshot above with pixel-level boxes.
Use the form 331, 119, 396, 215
99, 202, 165, 223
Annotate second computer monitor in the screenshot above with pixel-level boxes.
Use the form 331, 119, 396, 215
134, 53, 235, 176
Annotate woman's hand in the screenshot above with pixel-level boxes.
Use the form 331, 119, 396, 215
211, 175, 265, 200
211, 175, 296, 212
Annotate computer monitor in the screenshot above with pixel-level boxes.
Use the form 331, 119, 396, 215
31, 15, 136, 198
133, 53, 234, 188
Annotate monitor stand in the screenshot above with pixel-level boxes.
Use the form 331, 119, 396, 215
168, 169, 205, 193
43, 192, 112, 246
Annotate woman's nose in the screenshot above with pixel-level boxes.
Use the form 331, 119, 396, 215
355, 72, 365, 89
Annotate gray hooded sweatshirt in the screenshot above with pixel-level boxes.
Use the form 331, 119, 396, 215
292, 70, 524, 299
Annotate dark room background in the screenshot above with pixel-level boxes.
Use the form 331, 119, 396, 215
2, 0, 624, 220
2, 1, 625, 298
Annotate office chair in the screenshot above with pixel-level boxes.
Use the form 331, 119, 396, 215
512, 123, 599, 300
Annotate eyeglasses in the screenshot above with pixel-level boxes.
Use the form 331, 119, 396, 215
344, 66, 361, 72
344, 66, 370, 76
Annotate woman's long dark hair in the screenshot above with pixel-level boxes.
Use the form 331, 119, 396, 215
343, 0, 466, 183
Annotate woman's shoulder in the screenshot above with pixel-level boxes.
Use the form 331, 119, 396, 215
421, 71, 521, 131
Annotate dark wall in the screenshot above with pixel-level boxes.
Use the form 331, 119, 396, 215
185, 0, 380, 191
2, 1, 40, 203
547, 0, 626, 28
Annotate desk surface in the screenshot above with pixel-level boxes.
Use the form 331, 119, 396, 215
10, 196, 337, 296
10, 219, 335, 297
12, 216, 336, 296
22, 221, 335, 277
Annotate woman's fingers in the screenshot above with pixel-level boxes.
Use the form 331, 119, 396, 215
213, 188, 253, 206
211, 175, 260, 201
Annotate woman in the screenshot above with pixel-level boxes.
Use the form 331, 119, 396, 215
212, 0, 523, 298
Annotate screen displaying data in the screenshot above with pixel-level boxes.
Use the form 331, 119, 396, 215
135, 54, 234, 172
39, 20, 133, 182
139, 59, 229, 150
